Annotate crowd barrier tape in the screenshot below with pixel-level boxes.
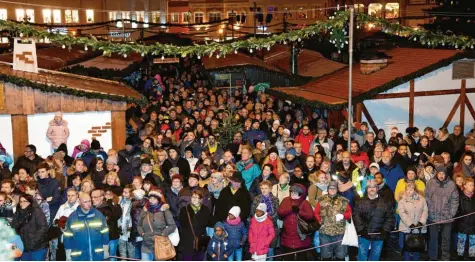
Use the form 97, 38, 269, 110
103, 211, 475, 261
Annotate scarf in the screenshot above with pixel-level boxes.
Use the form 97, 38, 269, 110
208, 180, 225, 199
279, 183, 289, 191
208, 142, 218, 154
316, 182, 329, 192
255, 212, 268, 223
260, 194, 275, 216
377, 182, 385, 191
191, 203, 201, 214
171, 185, 183, 195
226, 216, 241, 226
141, 146, 153, 155
168, 156, 180, 167
464, 191, 474, 198
148, 202, 163, 214
462, 163, 475, 178
230, 181, 241, 190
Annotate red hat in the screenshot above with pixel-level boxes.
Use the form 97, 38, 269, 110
171, 174, 183, 182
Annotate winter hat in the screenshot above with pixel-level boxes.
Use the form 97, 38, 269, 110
328, 181, 338, 190
189, 172, 200, 181
133, 189, 146, 200
80, 139, 91, 149
290, 184, 304, 196
405, 127, 419, 136
432, 155, 444, 164
256, 203, 267, 213
91, 139, 101, 150
435, 166, 447, 175
125, 137, 135, 146
229, 171, 244, 183
171, 174, 183, 182
268, 146, 278, 156
167, 145, 180, 154
369, 162, 380, 170
185, 146, 193, 153
286, 148, 297, 157
424, 162, 435, 169
148, 190, 163, 201
228, 206, 241, 218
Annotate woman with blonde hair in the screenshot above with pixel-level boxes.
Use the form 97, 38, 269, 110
80, 179, 95, 194
66, 159, 88, 187
103, 172, 123, 196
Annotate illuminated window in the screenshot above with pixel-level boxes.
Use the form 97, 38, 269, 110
108, 11, 115, 21
16, 9, 25, 21
144, 13, 149, 27
385, 3, 399, 19
354, 4, 365, 13
151, 12, 161, 23
65, 10, 79, 23
171, 13, 179, 23
297, 7, 307, 19
26, 9, 34, 22
53, 9, 61, 23
86, 9, 94, 23
43, 9, 52, 23
182, 12, 191, 23
208, 12, 221, 22
136, 11, 144, 21
1, 37, 8, 43
194, 12, 204, 24
122, 12, 130, 23
368, 3, 383, 17
0, 9, 7, 20
131, 12, 137, 28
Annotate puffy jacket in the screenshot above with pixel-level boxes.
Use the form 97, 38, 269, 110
456, 192, 475, 234
425, 177, 459, 222
398, 194, 428, 234
96, 200, 122, 241
353, 194, 395, 240
63, 206, 109, 261
379, 162, 405, 193
37, 176, 61, 224
11, 202, 48, 252
295, 130, 314, 155
223, 220, 248, 250
137, 210, 177, 254
207, 222, 234, 261
46, 120, 70, 149
250, 194, 280, 248
249, 215, 275, 256
277, 184, 314, 249
118, 148, 142, 178
236, 159, 261, 190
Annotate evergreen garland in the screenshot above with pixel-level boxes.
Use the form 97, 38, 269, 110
60, 62, 141, 80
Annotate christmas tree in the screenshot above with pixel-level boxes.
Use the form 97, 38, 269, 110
213, 109, 243, 146
424, 0, 475, 36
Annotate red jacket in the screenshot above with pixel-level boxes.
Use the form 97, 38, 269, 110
277, 184, 314, 249
351, 151, 370, 168
295, 130, 314, 155
248, 216, 275, 255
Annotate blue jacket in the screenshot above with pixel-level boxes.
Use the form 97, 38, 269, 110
63, 206, 109, 261
207, 222, 233, 261
223, 220, 248, 250
237, 159, 261, 190
379, 162, 404, 193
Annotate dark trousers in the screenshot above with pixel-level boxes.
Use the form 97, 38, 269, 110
280, 246, 309, 261
428, 221, 452, 260
182, 251, 205, 261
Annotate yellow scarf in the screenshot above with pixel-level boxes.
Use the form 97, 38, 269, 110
208, 142, 218, 154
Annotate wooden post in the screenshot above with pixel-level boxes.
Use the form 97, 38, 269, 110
11, 114, 29, 160
361, 104, 379, 133
354, 102, 363, 123
443, 96, 461, 128
111, 111, 126, 150
460, 79, 466, 134
409, 80, 415, 127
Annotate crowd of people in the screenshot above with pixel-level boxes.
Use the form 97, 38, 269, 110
0, 57, 474, 261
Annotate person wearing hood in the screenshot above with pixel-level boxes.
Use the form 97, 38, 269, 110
56, 143, 74, 166
215, 172, 251, 222
72, 139, 90, 159
46, 112, 70, 150
290, 165, 310, 188
207, 222, 233, 261
12, 144, 44, 175
295, 125, 314, 155
236, 145, 261, 190
314, 181, 352, 261
36, 162, 61, 224
284, 147, 300, 176
139, 157, 163, 188
249, 203, 275, 261
353, 179, 395, 261
137, 189, 177, 261
425, 166, 459, 261
92, 189, 122, 261
208, 172, 225, 213
250, 164, 278, 199
162, 146, 191, 185
394, 166, 426, 202
455, 177, 475, 260
277, 183, 314, 260
223, 206, 248, 261
11, 194, 48, 261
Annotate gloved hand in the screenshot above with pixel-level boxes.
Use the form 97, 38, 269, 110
416, 222, 424, 227
292, 206, 299, 213
335, 214, 344, 222
409, 224, 416, 229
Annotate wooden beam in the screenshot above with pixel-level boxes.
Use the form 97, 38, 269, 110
372, 87, 475, 100
465, 94, 475, 120
460, 80, 466, 134
354, 103, 363, 123
111, 111, 126, 151
361, 103, 378, 133
409, 80, 415, 127
11, 115, 28, 160
443, 96, 461, 128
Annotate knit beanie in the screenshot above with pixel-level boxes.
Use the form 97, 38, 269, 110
228, 206, 241, 218
286, 148, 297, 157
133, 189, 146, 200
256, 203, 267, 213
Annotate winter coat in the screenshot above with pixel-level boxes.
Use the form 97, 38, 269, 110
249, 216, 275, 256
271, 184, 290, 204
456, 192, 475, 234
96, 200, 122, 241
250, 194, 280, 247
353, 194, 395, 240
277, 184, 314, 249
37, 176, 61, 224
137, 210, 177, 254
351, 151, 370, 169
394, 178, 425, 202
63, 206, 109, 261
162, 157, 191, 183
89, 169, 107, 189
46, 120, 70, 149
249, 174, 278, 199
314, 194, 352, 236
448, 133, 466, 164
54, 201, 79, 222
378, 162, 405, 193
215, 186, 252, 222
12, 154, 44, 175
165, 187, 181, 220
130, 199, 146, 242
223, 220, 248, 250
178, 204, 214, 254
398, 194, 428, 234
11, 202, 48, 252
310, 137, 334, 159
118, 148, 142, 178
295, 130, 314, 155
425, 177, 459, 222
178, 186, 212, 214
207, 222, 233, 261
236, 159, 261, 190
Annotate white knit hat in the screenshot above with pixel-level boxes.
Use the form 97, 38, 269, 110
228, 206, 241, 218
257, 203, 267, 213
133, 189, 146, 200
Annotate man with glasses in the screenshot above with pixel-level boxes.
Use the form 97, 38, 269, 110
64, 192, 109, 261
12, 144, 44, 175
310, 128, 334, 159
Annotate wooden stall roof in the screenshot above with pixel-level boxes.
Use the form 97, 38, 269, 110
202, 52, 284, 73
264, 45, 347, 77
269, 48, 462, 109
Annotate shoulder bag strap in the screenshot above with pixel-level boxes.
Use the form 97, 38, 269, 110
186, 206, 196, 238
146, 212, 154, 233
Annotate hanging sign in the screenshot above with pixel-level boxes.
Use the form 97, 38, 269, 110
153, 57, 180, 64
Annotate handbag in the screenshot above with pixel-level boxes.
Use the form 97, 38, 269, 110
186, 206, 210, 251
146, 213, 176, 261
297, 214, 321, 235
342, 219, 359, 247
404, 229, 426, 252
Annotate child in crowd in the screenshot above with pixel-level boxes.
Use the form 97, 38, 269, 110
223, 206, 248, 261
249, 203, 275, 261
118, 185, 135, 259
207, 222, 233, 261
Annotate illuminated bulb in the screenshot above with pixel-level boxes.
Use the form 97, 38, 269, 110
216, 54, 220, 59
413, 37, 417, 41
62, 45, 66, 49
161, 55, 164, 60
298, 38, 301, 42
267, 46, 270, 51
357, 25, 360, 29
332, 175, 338, 180
283, 41, 287, 45
197, 55, 201, 59
84, 46, 88, 51
141, 53, 145, 57
123, 54, 127, 58
19, 33, 23, 37
249, 49, 253, 53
